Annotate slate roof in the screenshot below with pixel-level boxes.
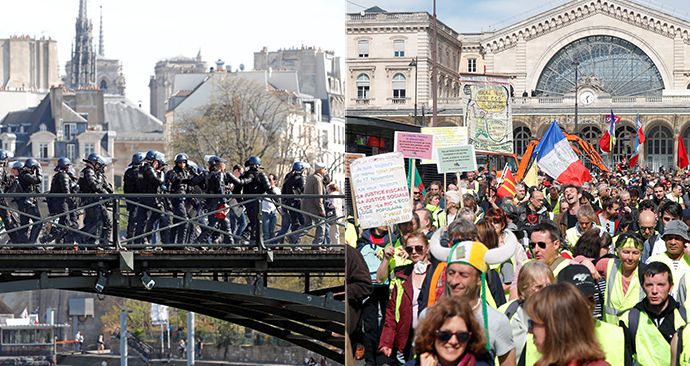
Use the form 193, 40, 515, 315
104, 96, 164, 138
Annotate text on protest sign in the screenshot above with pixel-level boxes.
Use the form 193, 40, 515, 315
421, 126, 469, 164
350, 152, 412, 229
394, 131, 434, 160
344, 153, 366, 177
437, 145, 478, 173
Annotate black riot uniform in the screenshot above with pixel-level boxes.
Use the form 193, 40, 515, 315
164, 153, 196, 244
123, 153, 145, 240
43, 157, 78, 244
240, 156, 271, 246
17, 159, 43, 243
280, 163, 306, 243
79, 154, 112, 247
196, 156, 246, 245
133, 151, 166, 244
0, 150, 20, 243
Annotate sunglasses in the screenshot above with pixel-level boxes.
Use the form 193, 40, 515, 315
413, 192, 422, 195
529, 241, 548, 250
435, 330, 471, 343
405, 245, 425, 254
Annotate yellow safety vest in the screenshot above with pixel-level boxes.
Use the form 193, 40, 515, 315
551, 257, 572, 278
565, 226, 581, 249
678, 325, 690, 365
603, 259, 643, 325
647, 253, 690, 285
621, 307, 687, 366
524, 319, 627, 366
680, 273, 690, 311
345, 219, 358, 247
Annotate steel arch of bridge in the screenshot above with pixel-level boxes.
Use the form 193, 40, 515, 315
0, 272, 344, 363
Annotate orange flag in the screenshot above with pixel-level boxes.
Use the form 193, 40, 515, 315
679, 133, 689, 169
497, 168, 517, 198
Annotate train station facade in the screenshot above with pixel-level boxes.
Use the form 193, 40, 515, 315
346, 0, 690, 171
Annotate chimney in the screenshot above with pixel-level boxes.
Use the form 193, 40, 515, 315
215, 59, 225, 72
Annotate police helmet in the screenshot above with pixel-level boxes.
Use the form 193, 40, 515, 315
0, 149, 9, 161
11, 161, 23, 170
175, 153, 188, 163
57, 157, 71, 169
131, 152, 145, 165
247, 156, 261, 167
187, 160, 198, 171
145, 150, 157, 161
97, 156, 109, 166
25, 158, 39, 169
85, 152, 100, 164
292, 161, 304, 172
154, 152, 166, 164
207, 155, 225, 166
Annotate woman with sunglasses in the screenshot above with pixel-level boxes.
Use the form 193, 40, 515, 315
405, 296, 493, 366
379, 232, 437, 363
524, 282, 610, 366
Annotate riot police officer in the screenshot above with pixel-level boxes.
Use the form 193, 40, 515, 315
164, 153, 195, 244
123, 152, 145, 239
240, 156, 270, 246
43, 157, 77, 244
196, 156, 246, 245
79, 153, 112, 248
0, 150, 20, 243
134, 150, 166, 244
17, 158, 43, 243
279, 161, 306, 244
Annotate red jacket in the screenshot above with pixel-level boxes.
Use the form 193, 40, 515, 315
378, 264, 430, 353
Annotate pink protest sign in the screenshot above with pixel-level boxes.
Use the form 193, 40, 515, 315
393, 131, 434, 160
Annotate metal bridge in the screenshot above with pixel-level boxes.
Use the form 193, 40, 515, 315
0, 193, 346, 363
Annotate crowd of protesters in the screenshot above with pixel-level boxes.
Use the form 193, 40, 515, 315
346, 165, 690, 366
0, 149, 344, 249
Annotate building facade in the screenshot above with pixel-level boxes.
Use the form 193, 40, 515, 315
347, 0, 690, 171
0, 35, 59, 93
148, 53, 207, 121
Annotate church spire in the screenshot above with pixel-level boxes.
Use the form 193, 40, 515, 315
79, 0, 87, 20
98, 3, 104, 56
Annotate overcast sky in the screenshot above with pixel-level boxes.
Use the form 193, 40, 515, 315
346, 0, 690, 33
1, 0, 345, 114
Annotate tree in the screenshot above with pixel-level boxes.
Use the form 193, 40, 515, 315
170, 75, 303, 178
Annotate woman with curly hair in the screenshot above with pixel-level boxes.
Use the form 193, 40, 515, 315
524, 282, 609, 366
406, 296, 493, 366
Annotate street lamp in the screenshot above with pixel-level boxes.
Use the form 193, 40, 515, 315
573, 60, 580, 136
409, 57, 418, 125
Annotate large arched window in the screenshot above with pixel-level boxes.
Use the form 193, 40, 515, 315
646, 125, 673, 171
513, 126, 532, 156
392, 73, 406, 99
581, 125, 602, 148
613, 125, 636, 165
535, 35, 664, 97
356, 74, 370, 100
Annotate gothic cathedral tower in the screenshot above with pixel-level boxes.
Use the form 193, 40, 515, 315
64, 0, 125, 95
68, 0, 96, 88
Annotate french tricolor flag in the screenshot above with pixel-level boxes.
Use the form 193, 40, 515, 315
533, 121, 592, 185
629, 113, 645, 168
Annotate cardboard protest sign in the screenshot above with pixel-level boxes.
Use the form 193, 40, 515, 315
350, 152, 412, 229
420, 126, 469, 164
394, 131, 434, 160
437, 145, 478, 173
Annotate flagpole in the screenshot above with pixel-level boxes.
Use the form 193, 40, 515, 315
409, 158, 415, 208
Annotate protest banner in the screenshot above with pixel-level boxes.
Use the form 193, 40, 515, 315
344, 153, 366, 177
462, 75, 513, 154
420, 126, 469, 164
394, 131, 434, 160
350, 152, 412, 229
437, 145, 478, 173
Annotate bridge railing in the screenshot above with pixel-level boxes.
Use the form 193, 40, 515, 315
0, 193, 346, 250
